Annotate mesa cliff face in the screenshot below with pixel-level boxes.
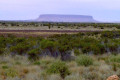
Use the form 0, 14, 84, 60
36, 14, 97, 22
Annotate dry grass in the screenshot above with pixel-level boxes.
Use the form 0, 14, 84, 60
0, 54, 120, 80
0, 31, 78, 37
0, 26, 118, 31
0, 25, 118, 37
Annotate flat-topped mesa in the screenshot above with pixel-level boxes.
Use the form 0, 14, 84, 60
36, 14, 97, 22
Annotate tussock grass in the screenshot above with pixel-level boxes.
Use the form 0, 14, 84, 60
0, 54, 120, 80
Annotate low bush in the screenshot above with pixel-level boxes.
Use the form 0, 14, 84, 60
34, 61, 41, 65
112, 63, 117, 71
76, 55, 94, 67
84, 72, 100, 80
3, 69, 18, 77
27, 48, 40, 60
40, 39, 57, 52
74, 49, 81, 56
10, 43, 30, 55
2, 65, 9, 69
47, 61, 70, 79
107, 55, 120, 63
0, 48, 5, 55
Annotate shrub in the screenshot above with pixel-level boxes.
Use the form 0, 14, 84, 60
47, 61, 70, 79
40, 39, 57, 52
81, 44, 91, 53
107, 55, 120, 63
22, 68, 29, 74
34, 61, 41, 65
76, 55, 93, 67
10, 43, 30, 55
101, 31, 114, 38
112, 63, 117, 71
84, 72, 100, 80
91, 44, 105, 55
15, 37, 26, 43
74, 49, 81, 56
27, 48, 40, 60
4, 69, 18, 77
107, 43, 118, 52
81, 42, 105, 55
2, 65, 9, 69
15, 61, 21, 65
59, 45, 71, 53
0, 48, 5, 55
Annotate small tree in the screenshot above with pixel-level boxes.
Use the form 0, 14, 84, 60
48, 23, 51, 29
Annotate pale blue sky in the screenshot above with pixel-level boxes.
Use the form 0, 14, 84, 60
0, 0, 120, 22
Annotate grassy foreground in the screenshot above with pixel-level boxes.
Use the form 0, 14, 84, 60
0, 54, 120, 80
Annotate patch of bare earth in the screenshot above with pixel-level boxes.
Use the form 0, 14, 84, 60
0, 30, 102, 37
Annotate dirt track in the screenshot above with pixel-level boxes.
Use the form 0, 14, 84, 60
0, 30, 102, 37
0, 29, 103, 32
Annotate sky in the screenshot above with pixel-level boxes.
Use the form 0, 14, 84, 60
0, 0, 120, 22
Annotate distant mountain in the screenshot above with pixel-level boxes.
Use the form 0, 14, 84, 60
36, 14, 98, 23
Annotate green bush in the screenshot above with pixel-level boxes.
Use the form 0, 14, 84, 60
4, 69, 18, 77
47, 61, 70, 79
15, 37, 26, 43
15, 61, 21, 65
10, 43, 31, 54
59, 45, 71, 53
0, 48, 5, 55
101, 31, 114, 38
81, 42, 105, 55
40, 39, 57, 52
27, 48, 40, 60
107, 43, 118, 52
76, 55, 93, 67
106, 55, 120, 71
34, 61, 41, 65
84, 72, 100, 80
107, 55, 120, 63
74, 49, 81, 56
2, 65, 9, 69
112, 63, 117, 71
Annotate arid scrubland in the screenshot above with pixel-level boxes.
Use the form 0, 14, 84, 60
0, 22, 120, 80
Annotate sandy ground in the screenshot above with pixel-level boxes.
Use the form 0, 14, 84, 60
0, 26, 118, 31
0, 26, 118, 37
0, 29, 102, 37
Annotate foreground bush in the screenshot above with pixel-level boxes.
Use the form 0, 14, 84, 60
74, 49, 81, 56
10, 43, 31, 55
27, 48, 40, 60
0, 48, 5, 55
107, 55, 120, 63
47, 61, 70, 79
76, 55, 93, 67
2, 68, 18, 78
